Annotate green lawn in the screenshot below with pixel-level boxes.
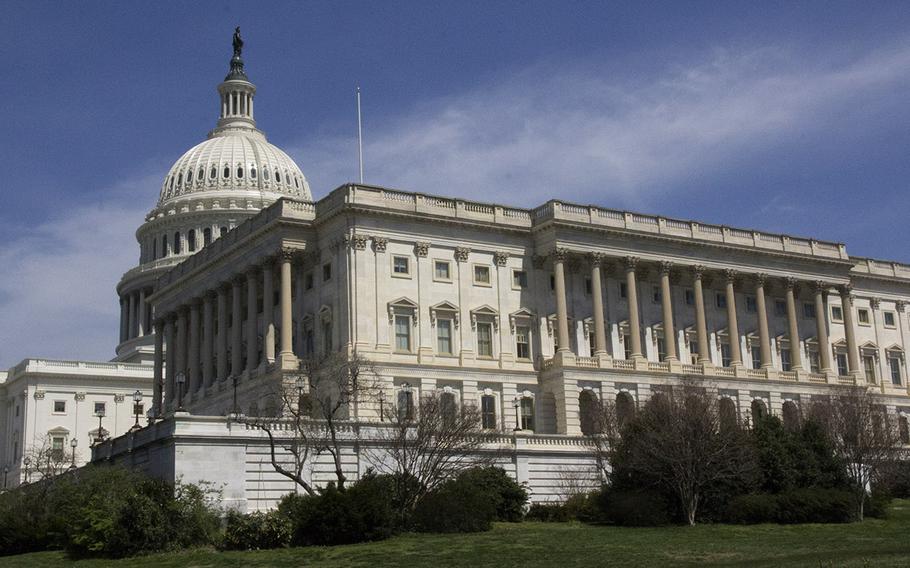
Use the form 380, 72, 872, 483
3, 500, 910, 567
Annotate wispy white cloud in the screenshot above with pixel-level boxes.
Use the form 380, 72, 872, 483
294, 43, 910, 208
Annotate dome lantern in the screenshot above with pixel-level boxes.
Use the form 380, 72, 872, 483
213, 27, 257, 135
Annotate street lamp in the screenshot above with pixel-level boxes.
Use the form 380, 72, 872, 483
131, 390, 144, 429
176, 371, 186, 412
378, 390, 386, 422
94, 406, 106, 445
23, 457, 31, 483
69, 438, 78, 470
513, 397, 521, 431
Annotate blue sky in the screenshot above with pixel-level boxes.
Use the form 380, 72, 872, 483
1, 1, 909, 366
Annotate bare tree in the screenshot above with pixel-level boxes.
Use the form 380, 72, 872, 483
367, 390, 500, 514
581, 396, 623, 481
23, 437, 78, 482
241, 351, 379, 495
614, 384, 755, 525
808, 386, 902, 520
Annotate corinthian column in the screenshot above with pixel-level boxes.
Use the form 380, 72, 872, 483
692, 266, 710, 364
153, 320, 164, 415
754, 274, 772, 368
840, 284, 861, 376
589, 253, 608, 357
659, 261, 677, 361
127, 292, 137, 340
231, 276, 243, 376
175, 308, 188, 385
216, 284, 228, 381
164, 316, 176, 406
784, 278, 803, 370
552, 248, 571, 354
188, 300, 201, 392
263, 258, 276, 362
279, 247, 298, 368
814, 282, 831, 372
202, 291, 214, 387
724, 270, 742, 366
246, 268, 259, 372
625, 256, 643, 359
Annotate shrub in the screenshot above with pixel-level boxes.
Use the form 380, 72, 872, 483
221, 510, 291, 550
411, 476, 496, 533
592, 487, 673, 526
525, 502, 570, 522
864, 491, 891, 519
725, 493, 781, 524
726, 488, 853, 524
455, 467, 529, 522
288, 473, 397, 546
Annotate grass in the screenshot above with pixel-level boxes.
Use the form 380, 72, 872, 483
2, 500, 910, 567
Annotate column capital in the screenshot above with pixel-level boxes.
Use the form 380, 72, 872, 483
724, 268, 738, 284
372, 236, 389, 253
246, 266, 260, 279
189, 296, 203, 308
659, 260, 673, 275
814, 280, 832, 294
415, 241, 431, 258
454, 246, 470, 263
623, 255, 639, 271
754, 272, 768, 287
784, 276, 798, 290
232, 274, 245, 287
838, 283, 854, 297
870, 297, 881, 309
552, 247, 571, 263
692, 264, 706, 279
279, 246, 298, 262
260, 254, 276, 268
347, 233, 368, 250
205, 289, 218, 301
897, 300, 906, 313
493, 251, 509, 266
587, 252, 606, 267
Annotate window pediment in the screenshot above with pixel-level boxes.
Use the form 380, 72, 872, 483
471, 305, 499, 330
509, 308, 535, 334
430, 301, 459, 328
47, 426, 69, 436
319, 305, 333, 323
388, 297, 418, 324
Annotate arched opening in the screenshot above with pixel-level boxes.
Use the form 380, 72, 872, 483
162, 234, 168, 257
187, 229, 196, 252
251, 166, 257, 179
275, 170, 281, 183
397, 388, 414, 422
616, 392, 635, 427
751, 399, 767, 424
237, 165, 244, 179
151, 239, 157, 261
210, 166, 217, 179
782, 401, 801, 431
223, 165, 230, 179
220, 226, 228, 238
186, 169, 192, 183
203, 228, 212, 247
173, 232, 181, 254
520, 397, 535, 431
719, 397, 738, 432
440, 391, 457, 426
899, 415, 909, 444
579, 390, 599, 436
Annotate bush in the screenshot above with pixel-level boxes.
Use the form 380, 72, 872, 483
592, 487, 673, 526
864, 491, 891, 519
287, 473, 397, 546
221, 510, 291, 550
455, 467, 529, 522
524, 502, 572, 522
411, 476, 496, 533
726, 488, 854, 524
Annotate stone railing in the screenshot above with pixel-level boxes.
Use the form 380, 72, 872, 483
8, 358, 153, 380
851, 257, 910, 282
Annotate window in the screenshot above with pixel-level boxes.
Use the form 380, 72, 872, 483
187, 229, 196, 252
322, 321, 333, 353
305, 272, 314, 290
434, 260, 451, 281
619, 282, 628, 299
889, 356, 902, 385
223, 165, 230, 178
51, 437, 65, 461
398, 389, 414, 421
716, 293, 727, 309
720, 342, 732, 367
203, 228, 212, 247
477, 322, 493, 357
516, 326, 531, 359
746, 296, 757, 313
579, 390, 599, 436
751, 344, 762, 369
836, 353, 849, 376
803, 303, 816, 319
219, 226, 228, 237
831, 305, 844, 322
395, 315, 411, 352
858, 308, 870, 325
900, 416, 910, 444
173, 232, 181, 254
688, 336, 700, 364
774, 300, 787, 317
481, 395, 496, 429
322, 263, 332, 282
53, 401, 66, 413
162, 234, 168, 256
512, 270, 528, 289
440, 391, 457, 425
210, 166, 217, 179
250, 166, 257, 179
436, 319, 452, 354
236, 165, 244, 178
781, 348, 791, 372
392, 256, 410, 276
685, 289, 695, 306
585, 278, 593, 295
520, 397, 535, 431
809, 350, 820, 373
304, 327, 315, 355
652, 286, 661, 304
656, 337, 666, 361
884, 312, 896, 328
623, 334, 632, 360
186, 170, 192, 183
863, 354, 877, 382
473, 265, 491, 285
550, 274, 555, 291
94, 402, 106, 416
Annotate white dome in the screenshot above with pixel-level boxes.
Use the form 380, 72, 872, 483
158, 130, 311, 207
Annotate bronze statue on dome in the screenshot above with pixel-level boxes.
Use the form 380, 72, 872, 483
232, 27, 243, 58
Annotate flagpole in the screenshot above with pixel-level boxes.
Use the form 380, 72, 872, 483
357, 86, 364, 184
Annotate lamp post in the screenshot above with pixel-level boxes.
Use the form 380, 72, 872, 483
378, 390, 386, 422
94, 406, 106, 445
176, 371, 186, 412
513, 397, 521, 431
230, 374, 239, 417
69, 438, 78, 470
23, 457, 31, 484
132, 390, 144, 429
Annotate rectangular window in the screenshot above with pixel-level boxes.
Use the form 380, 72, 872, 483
858, 308, 870, 325
774, 300, 787, 317
685, 289, 695, 306
585, 277, 593, 295
516, 326, 530, 359
746, 296, 757, 313
652, 286, 661, 304
716, 293, 727, 309
520, 397, 535, 431
809, 350, 820, 373
803, 303, 816, 319
656, 337, 666, 361
94, 402, 106, 416
863, 354, 877, 382
305, 328, 314, 355
889, 356, 902, 385
512, 270, 528, 289
481, 395, 496, 429
751, 344, 762, 369
323, 321, 333, 353
831, 305, 844, 322
474, 265, 491, 285
477, 322, 493, 357
398, 390, 414, 421
392, 256, 410, 276
781, 348, 791, 372
437, 319, 452, 354
619, 282, 627, 299
720, 343, 732, 367
322, 263, 332, 282
623, 334, 632, 360
395, 315, 411, 352
836, 353, 849, 376
51, 437, 64, 461
53, 400, 66, 413
305, 272, 314, 290
434, 260, 451, 281
884, 312, 896, 328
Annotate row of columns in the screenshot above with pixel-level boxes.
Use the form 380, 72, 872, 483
550, 249, 861, 375
152, 248, 298, 414
119, 288, 152, 343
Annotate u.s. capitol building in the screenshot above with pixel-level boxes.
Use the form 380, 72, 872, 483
3, 36, 910, 509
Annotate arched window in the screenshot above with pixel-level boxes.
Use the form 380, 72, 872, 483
782, 401, 800, 431
173, 232, 181, 254
481, 394, 496, 429
398, 387, 414, 421
237, 165, 244, 178
899, 415, 909, 444
199, 167, 205, 181
440, 391, 457, 425
275, 170, 281, 183
751, 399, 767, 424
520, 397, 535, 431
719, 397, 738, 432
579, 390, 599, 436
262, 166, 269, 181
616, 392, 635, 427
210, 166, 217, 179
220, 226, 228, 238
187, 229, 196, 252
162, 234, 168, 256
203, 228, 212, 247
294, 176, 300, 188
223, 165, 230, 179
186, 169, 192, 183
177, 173, 182, 185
